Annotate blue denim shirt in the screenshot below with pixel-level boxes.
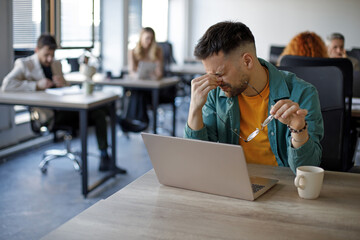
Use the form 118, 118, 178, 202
184, 58, 324, 173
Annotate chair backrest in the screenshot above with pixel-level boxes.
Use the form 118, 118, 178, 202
348, 48, 360, 63
66, 58, 80, 72
279, 55, 353, 103
278, 66, 352, 171
279, 55, 356, 170
14, 49, 34, 61
157, 42, 176, 76
354, 71, 360, 98
269, 45, 285, 65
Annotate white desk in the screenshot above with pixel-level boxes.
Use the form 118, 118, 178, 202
42, 164, 360, 239
65, 73, 180, 136
0, 91, 119, 197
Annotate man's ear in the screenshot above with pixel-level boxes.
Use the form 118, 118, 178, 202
243, 53, 254, 69
34, 47, 39, 53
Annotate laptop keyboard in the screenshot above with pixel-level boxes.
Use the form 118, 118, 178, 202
252, 184, 265, 193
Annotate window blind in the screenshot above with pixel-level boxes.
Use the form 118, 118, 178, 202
13, 0, 41, 49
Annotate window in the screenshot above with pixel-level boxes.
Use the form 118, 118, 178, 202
59, 0, 96, 48
55, 0, 101, 73
128, 0, 169, 50
13, 0, 42, 49
142, 0, 168, 42
12, 0, 42, 125
128, 0, 142, 50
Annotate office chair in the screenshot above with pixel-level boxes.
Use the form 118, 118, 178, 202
157, 41, 176, 76
348, 48, 360, 63
30, 108, 81, 173
278, 66, 353, 171
353, 70, 360, 99
66, 58, 80, 72
279, 55, 353, 105
156, 42, 178, 133
269, 45, 285, 65
279, 55, 356, 171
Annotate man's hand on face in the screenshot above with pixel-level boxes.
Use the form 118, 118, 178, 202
36, 78, 54, 90
53, 75, 67, 88
270, 99, 308, 130
190, 74, 222, 112
187, 74, 222, 131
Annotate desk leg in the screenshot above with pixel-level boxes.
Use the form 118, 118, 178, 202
80, 110, 88, 197
152, 89, 159, 134
109, 102, 117, 169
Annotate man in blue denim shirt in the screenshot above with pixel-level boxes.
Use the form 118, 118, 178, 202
184, 21, 323, 173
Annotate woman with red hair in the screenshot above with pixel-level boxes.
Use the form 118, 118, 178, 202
278, 31, 328, 65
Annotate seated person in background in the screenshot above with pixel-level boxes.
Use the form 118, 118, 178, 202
121, 27, 167, 132
277, 31, 328, 65
1, 34, 126, 174
184, 21, 324, 173
128, 27, 163, 80
327, 32, 360, 71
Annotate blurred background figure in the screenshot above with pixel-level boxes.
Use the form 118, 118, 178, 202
119, 27, 165, 133
128, 27, 163, 80
327, 33, 360, 71
277, 31, 328, 65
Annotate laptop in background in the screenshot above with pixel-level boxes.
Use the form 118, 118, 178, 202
137, 61, 157, 79
141, 133, 278, 201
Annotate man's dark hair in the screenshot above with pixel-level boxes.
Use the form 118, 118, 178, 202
327, 33, 345, 42
194, 21, 255, 59
37, 34, 58, 50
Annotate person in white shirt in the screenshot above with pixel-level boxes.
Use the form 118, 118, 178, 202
2, 34, 126, 174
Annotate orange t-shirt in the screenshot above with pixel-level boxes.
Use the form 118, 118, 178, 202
238, 74, 277, 166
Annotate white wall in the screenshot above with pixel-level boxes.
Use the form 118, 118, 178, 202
168, 0, 190, 64
102, 0, 129, 76
169, 0, 360, 63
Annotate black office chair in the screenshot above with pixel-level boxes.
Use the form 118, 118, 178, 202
278, 66, 354, 171
279, 55, 353, 105
30, 108, 81, 173
156, 42, 178, 133
279, 55, 356, 171
269, 45, 285, 65
353, 71, 360, 98
157, 41, 176, 76
66, 58, 80, 72
348, 48, 360, 63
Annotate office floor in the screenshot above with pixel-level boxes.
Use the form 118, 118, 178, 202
0, 97, 359, 240
0, 99, 190, 240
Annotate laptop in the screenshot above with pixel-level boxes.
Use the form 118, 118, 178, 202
137, 61, 157, 79
141, 133, 278, 201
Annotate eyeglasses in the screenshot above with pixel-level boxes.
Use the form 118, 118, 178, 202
214, 112, 274, 142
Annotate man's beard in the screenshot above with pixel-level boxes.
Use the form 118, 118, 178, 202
219, 74, 250, 98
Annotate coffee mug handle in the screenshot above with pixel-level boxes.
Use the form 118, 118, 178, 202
294, 175, 305, 189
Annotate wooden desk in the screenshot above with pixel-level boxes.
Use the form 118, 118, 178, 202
42, 164, 360, 240
0, 91, 119, 197
65, 73, 180, 136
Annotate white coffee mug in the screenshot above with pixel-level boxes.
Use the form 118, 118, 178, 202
294, 166, 324, 199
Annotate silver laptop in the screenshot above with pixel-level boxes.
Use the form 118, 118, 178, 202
141, 133, 278, 201
137, 61, 157, 79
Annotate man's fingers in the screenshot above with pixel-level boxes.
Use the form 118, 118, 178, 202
296, 109, 308, 117
271, 101, 299, 119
